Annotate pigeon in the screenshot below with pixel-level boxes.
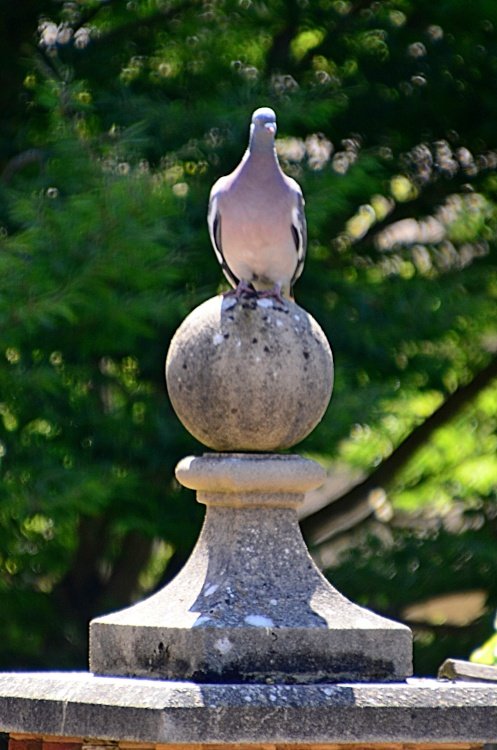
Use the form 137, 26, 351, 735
207, 107, 306, 301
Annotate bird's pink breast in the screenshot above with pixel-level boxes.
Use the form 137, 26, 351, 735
220, 193, 297, 286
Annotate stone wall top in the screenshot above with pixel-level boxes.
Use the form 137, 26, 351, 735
0, 673, 497, 745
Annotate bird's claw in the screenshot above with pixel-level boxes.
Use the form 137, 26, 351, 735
223, 282, 288, 308
223, 281, 257, 300
255, 284, 286, 306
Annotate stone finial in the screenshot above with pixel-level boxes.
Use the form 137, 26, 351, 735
90, 452, 412, 683
165, 295, 333, 451
90, 290, 412, 683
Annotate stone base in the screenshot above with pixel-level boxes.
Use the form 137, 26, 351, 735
90, 454, 412, 683
1, 672, 497, 744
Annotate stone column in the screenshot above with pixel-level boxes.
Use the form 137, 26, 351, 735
90, 294, 412, 682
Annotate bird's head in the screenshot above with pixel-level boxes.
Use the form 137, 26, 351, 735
250, 107, 277, 144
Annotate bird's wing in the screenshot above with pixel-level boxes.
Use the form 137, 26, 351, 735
207, 186, 239, 288
290, 188, 307, 289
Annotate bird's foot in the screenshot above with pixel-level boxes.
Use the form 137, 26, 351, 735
222, 280, 257, 300
256, 284, 286, 306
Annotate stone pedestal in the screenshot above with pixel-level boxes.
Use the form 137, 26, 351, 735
91, 453, 411, 682
2, 295, 497, 748
90, 294, 412, 683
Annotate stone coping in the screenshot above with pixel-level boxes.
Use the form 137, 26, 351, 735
0, 673, 497, 744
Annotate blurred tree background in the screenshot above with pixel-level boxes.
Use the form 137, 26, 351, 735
2, 0, 497, 675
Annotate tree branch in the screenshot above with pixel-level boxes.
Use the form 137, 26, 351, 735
1, 149, 45, 183
264, 0, 301, 74
301, 354, 497, 546
98, 529, 154, 610
72, 0, 117, 35
362, 170, 484, 251
89, 1, 196, 47
55, 514, 110, 617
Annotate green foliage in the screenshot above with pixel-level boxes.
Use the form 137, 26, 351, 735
328, 523, 497, 675
2, 0, 497, 672
472, 627, 497, 666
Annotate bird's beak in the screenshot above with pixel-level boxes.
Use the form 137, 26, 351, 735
264, 122, 277, 135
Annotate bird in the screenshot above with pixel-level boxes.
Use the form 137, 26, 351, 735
207, 107, 306, 302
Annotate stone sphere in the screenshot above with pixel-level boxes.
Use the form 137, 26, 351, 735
165, 295, 333, 451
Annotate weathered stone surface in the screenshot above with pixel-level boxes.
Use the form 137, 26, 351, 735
1, 673, 497, 744
439, 658, 497, 683
165, 294, 333, 451
175, 452, 326, 507
90, 454, 411, 684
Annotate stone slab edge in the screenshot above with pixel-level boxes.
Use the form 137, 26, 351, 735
89, 621, 412, 683
0, 673, 497, 743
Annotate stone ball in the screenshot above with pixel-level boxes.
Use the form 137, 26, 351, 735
165, 294, 333, 451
